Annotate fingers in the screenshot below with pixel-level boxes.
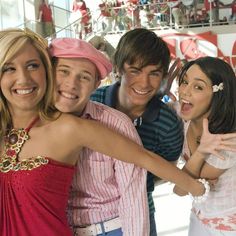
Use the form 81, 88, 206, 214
168, 58, 181, 74
165, 58, 182, 93
220, 132, 236, 140
219, 140, 236, 147
215, 144, 236, 153
167, 92, 177, 102
210, 151, 225, 160
202, 118, 209, 134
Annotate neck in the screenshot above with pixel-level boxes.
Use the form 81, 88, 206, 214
190, 119, 203, 134
117, 89, 145, 120
10, 111, 39, 129
116, 101, 145, 120
189, 119, 203, 145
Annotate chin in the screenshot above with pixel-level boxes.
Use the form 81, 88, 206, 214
55, 104, 71, 113
180, 113, 192, 121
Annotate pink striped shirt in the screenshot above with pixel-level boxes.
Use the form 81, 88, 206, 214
68, 101, 149, 235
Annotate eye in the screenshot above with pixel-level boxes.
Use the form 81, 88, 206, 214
2, 66, 15, 73
27, 63, 40, 70
181, 79, 188, 85
194, 84, 203, 90
149, 71, 162, 78
57, 69, 69, 76
79, 74, 93, 82
128, 69, 140, 75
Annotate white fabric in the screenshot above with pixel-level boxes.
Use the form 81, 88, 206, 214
181, 121, 236, 218
188, 212, 236, 236
194, 147, 236, 218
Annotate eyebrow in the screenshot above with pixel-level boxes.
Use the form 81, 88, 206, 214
57, 64, 70, 69
184, 74, 208, 85
57, 64, 94, 76
5, 59, 39, 66
127, 65, 163, 72
27, 59, 40, 63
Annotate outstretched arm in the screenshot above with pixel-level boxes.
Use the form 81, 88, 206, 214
73, 117, 206, 196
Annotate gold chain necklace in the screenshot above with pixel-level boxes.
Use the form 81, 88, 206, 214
0, 117, 48, 173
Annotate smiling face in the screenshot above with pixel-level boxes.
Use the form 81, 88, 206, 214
55, 58, 100, 115
0, 44, 47, 115
118, 62, 164, 112
178, 64, 213, 122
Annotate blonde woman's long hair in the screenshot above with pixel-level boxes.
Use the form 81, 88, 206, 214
0, 28, 56, 138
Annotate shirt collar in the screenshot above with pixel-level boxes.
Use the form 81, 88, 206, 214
104, 82, 119, 108
81, 100, 101, 120
105, 81, 161, 123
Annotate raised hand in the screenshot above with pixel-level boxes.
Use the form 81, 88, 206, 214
197, 118, 236, 159
164, 58, 182, 101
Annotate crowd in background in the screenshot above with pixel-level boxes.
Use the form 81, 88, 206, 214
69, 0, 236, 39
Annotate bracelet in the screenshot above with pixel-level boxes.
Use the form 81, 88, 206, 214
189, 178, 210, 204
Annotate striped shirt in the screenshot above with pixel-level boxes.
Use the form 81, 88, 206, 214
90, 82, 184, 216
68, 101, 149, 236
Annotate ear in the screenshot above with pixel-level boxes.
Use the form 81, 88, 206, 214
95, 79, 101, 89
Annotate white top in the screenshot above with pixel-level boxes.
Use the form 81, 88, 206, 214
182, 121, 236, 218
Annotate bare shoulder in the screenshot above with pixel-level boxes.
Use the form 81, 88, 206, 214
53, 113, 99, 138
46, 113, 113, 148
54, 113, 84, 133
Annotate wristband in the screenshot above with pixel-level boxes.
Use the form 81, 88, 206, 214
189, 178, 210, 204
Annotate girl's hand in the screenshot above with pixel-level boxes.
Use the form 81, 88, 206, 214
164, 57, 181, 101
197, 118, 236, 159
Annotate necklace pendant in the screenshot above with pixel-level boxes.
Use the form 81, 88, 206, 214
9, 133, 18, 145
196, 136, 201, 145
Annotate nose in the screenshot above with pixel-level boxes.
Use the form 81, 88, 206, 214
64, 76, 78, 90
182, 85, 191, 96
16, 68, 30, 85
139, 72, 150, 87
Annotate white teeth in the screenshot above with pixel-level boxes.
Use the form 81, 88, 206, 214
60, 91, 77, 99
16, 88, 34, 95
133, 88, 149, 95
181, 99, 190, 104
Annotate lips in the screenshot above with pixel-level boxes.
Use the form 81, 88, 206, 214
14, 87, 36, 95
133, 88, 150, 95
59, 91, 78, 99
180, 99, 193, 113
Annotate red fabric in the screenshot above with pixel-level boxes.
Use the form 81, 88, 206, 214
127, 0, 138, 4
232, 2, 236, 14
73, 1, 89, 23
39, 3, 53, 22
0, 159, 75, 236
80, 9, 90, 23
72, 1, 86, 12
204, 0, 216, 11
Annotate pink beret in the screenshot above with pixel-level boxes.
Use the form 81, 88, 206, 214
49, 38, 112, 80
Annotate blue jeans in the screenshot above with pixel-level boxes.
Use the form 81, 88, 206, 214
97, 227, 122, 236
150, 213, 157, 236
